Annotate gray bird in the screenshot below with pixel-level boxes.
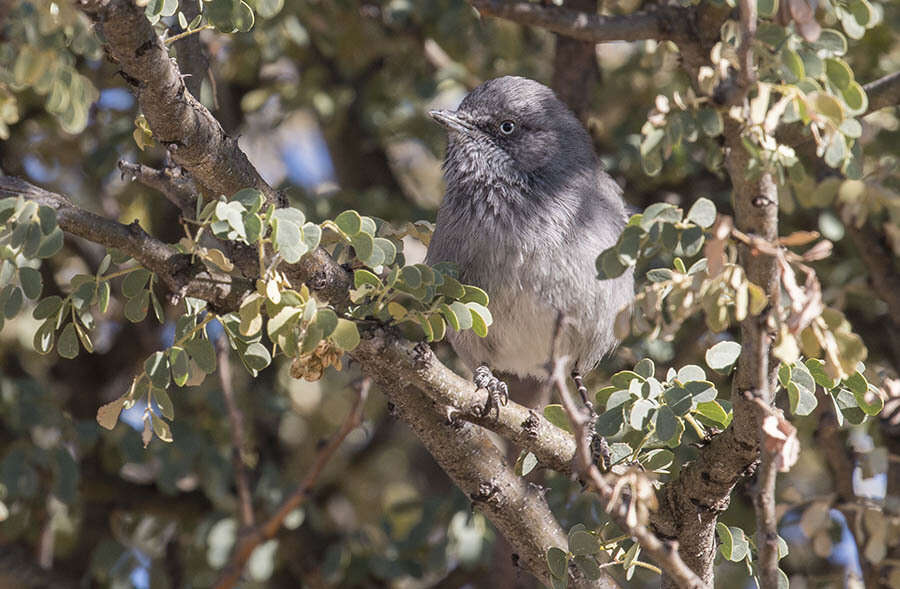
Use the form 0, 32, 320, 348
426, 76, 634, 415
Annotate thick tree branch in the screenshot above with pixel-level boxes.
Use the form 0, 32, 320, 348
469, 0, 694, 43
0, 175, 252, 312
351, 334, 578, 473
76, 0, 277, 203
354, 334, 614, 588
1, 173, 595, 585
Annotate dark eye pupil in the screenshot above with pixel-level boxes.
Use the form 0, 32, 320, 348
500, 121, 515, 134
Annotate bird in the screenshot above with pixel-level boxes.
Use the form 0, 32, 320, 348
425, 76, 634, 417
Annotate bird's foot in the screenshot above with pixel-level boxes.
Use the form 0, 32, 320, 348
473, 365, 509, 418
591, 433, 611, 471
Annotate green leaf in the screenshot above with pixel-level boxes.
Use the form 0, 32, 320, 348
37, 205, 57, 234
695, 400, 730, 427
655, 405, 677, 442
33, 318, 55, 354
665, 386, 693, 416
123, 268, 152, 298
350, 232, 374, 263
641, 448, 675, 472
242, 342, 272, 372
757, 0, 777, 18
596, 248, 627, 279
16, 267, 41, 300
153, 387, 175, 420
595, 405, 624, 437
466, 302, 492, 337
33, 295, 62, 320
705, 341, 741, 373
373, 238, 396, 265
787, 382, 817, 416
233, 1, 255, 33
611, 370, 642, 389
315, 308, 338, 338
716, 523, 751, 562
685, 380, 717, 403
169, 346, 190, 387
36, 227, 64, 258
841, 81, 868, 115
697, 107, 723, 137
547, 547, 568, 579
124, 290, 150, 322
634, 358, 655, 379
460, 285, 489, 306
646, 268, 673, 282
568, 531, 599, 556
185, 337, 217, 374
1, 285, 22, 320
515, 451, 538, 476
573, 555, 603, 581
812, 93, 844, 124
812, 29, 847, 55
151, 415, 173, 443
400, 266, 422, 288
686, 197, 716, 228
331, 318, 360, 351
629, 399, 654, 430
805, 358, 836, 389
448, 301, 473, 330
543, 404, 573, 433
679, 226, 704, 257
782, 48, 804, 83
57, 323, 79, 359
354, 269, 383, 289
641, 128, 664, 157
335, 210, 362, 235
824, 58, 853, 91
145, 351, 171, 388
272, 215, 306, 263
98, 281, 111, 313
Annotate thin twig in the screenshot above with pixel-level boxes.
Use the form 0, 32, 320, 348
547, 328, 706, 589
165, 24, 213, 45
217, 336, 255, 529
213, 378, 370, 589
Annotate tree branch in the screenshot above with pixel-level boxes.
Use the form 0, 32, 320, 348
863, 70, 900, 114
351, 333, 578, 473
353, 334, 614, 588
469, 0, 694, 43
550, 0, 600, 122
0, 175, 252, 312
75, 0, 278, 203
217, 336, 256, 529
214, 379, 369, 589
117, 159, 197, 217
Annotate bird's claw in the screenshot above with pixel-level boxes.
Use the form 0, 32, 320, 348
473, 365, 509, 418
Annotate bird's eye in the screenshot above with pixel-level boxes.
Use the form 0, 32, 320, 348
499, 120, 516, 135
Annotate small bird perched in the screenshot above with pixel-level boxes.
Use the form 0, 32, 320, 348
426, 76, 634, 416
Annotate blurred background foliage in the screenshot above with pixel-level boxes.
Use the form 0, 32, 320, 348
0, 0, 898, 587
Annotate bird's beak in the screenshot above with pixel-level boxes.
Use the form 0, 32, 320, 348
428, 109, 475, 133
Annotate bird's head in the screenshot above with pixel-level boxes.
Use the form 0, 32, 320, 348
429, 76, 595, 202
